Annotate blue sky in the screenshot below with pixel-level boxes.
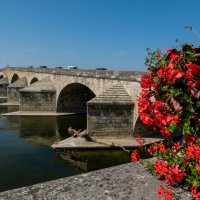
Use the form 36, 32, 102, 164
0, 0, 199, 71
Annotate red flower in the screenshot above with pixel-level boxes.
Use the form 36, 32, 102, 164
154, 159, 186, 186
160, 143, 166, 153
160, 63, 184, 83
140, 74, 154, 89
138, 90, 151, 114
160, 128, 172, 139
136, 135, 143, 146
166, 164, 186, 185
147, 148, 153, 155
170, 53, 179, 61
185, 143, 200, 160
186, 62, 199, 75
152, 142, 159, 152
185, 144, 196, 159
184, 71, 194, 81
152, 100, 163, 110
131, 149, 140, 162
139, 113, 154, 126
191, 187, 200, 200
172, 142, 181, 153
166, 48, 179, 61
184, 135, 197, 143
154, 159, 169, 176
157, 68, 165, 78
187, 80, 197, 88
157, 185, 173, 200
166, 48, 172, 55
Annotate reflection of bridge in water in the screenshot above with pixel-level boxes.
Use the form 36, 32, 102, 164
0, 67, 153, 139
2, 114, 87, 146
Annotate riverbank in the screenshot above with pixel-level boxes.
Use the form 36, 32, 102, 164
0, 160, 191, 200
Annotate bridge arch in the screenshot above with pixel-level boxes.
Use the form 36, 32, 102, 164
11, 73, 20, 83
0, 74, 4, 79
57, 83, 96, 113
30, 77, 39, 85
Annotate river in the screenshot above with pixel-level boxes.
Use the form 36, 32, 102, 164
0, 106, 130, 192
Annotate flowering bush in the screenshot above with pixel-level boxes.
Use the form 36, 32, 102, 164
139, 44, 200, 139
131, 43, 200, 199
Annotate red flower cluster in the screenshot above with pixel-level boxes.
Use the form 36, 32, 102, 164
158, 62, 184, 83
184, 135, 197, 143
186, 62, 199, 75
135, 43, 200, 199
154, 159, 186, 186
144, 138, 200, 199
166, 164, 186, 185
148, 142, 167, 155
157, 185, 173, 200
154, 159, 169, 177
136, 135, 143, 146
139, 44, 200, 138
131, 149, 140, 162
171, 142, 181, 154
185, 142, 200, 160
192, 187, 200, 200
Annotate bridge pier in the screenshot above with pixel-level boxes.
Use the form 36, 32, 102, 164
7, 77, 27, 104
87, 83, 134, 138
19, 77, 56, 111
0, 77, 9, 97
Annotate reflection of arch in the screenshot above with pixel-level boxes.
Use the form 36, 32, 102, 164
0, 75, 4, 79
57, 83, 96, 113
11, 73, 19, 83
30, 77, 38, 84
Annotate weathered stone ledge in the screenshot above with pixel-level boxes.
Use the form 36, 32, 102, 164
0, 161, 191, 200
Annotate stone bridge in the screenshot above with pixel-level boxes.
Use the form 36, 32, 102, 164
0, 67, 148, 138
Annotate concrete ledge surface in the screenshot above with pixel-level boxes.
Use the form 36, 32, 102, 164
0, 161, 191, 200
52, 136, 162, 150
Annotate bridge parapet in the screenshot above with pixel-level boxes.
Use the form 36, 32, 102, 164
0, 67, 145, 81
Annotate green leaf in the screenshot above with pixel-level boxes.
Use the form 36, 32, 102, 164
160, 85, 169, 91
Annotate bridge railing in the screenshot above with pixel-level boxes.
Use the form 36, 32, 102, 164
0, 67, 146, 81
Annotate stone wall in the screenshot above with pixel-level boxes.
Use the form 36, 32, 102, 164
19, 91, 56, 111
0, 77, 9, 97
87, 83, 134, 138
7, 87, 22, 102
87, 103, 134, 138
0, 85, 7, 96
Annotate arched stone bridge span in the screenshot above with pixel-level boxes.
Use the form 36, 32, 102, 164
0, 67, 147, 137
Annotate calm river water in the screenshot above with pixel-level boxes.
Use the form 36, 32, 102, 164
0, 106, 130, 192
